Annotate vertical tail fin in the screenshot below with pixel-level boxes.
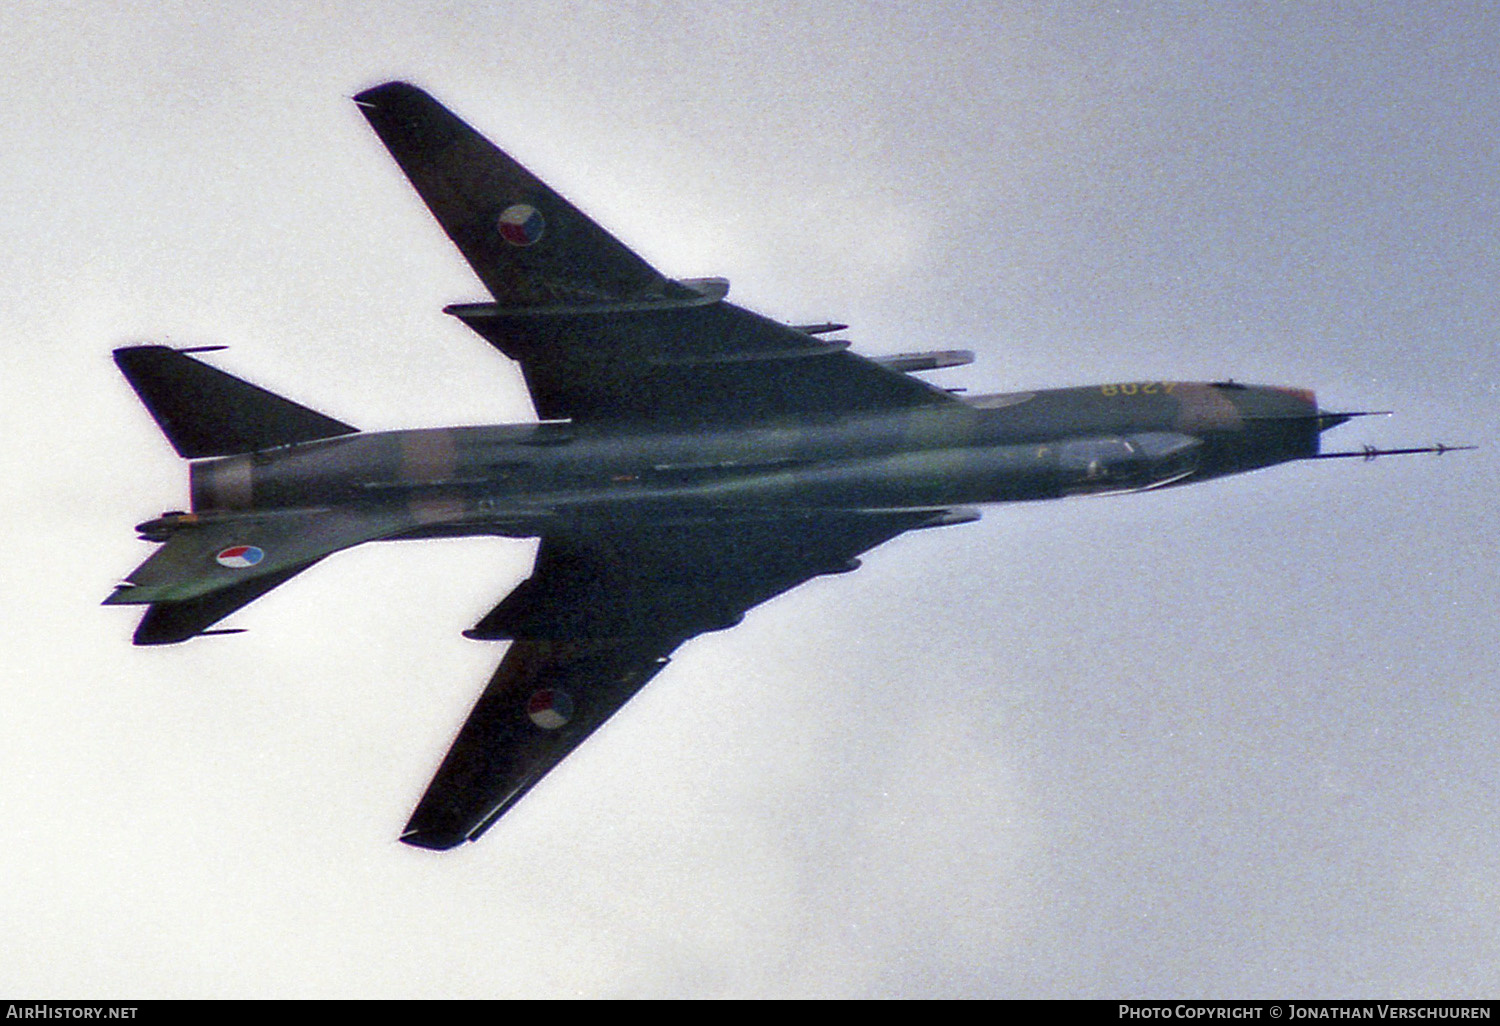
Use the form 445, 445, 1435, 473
114, 346, 356, 458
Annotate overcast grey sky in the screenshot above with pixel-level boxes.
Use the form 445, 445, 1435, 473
2, 1, 1496, 998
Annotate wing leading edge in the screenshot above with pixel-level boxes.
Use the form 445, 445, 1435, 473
404, 512, 958, 849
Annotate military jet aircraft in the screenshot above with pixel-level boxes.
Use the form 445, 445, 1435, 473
106, 82, 1465, 850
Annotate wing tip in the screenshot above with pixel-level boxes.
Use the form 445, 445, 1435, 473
398, 827, 467, 852
352, 80, 433, 112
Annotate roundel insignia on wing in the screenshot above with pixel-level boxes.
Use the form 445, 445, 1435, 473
526, 689, 573, 730
497, 203, 545, 246
216, 545, 265, 569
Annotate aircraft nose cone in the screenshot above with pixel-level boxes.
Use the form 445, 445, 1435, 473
1228, 384, 1320, 462
1231, 384, 1318, 420
1269, 386, 1317, 409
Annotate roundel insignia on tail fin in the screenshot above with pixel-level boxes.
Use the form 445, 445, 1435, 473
216, 545, 264, 569
497, 204, 545, 246
526, 689, 573, 729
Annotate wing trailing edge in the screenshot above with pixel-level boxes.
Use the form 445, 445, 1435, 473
127, 563, 318, 645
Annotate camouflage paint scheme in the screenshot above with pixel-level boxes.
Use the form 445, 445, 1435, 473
106, 83, 1359, 850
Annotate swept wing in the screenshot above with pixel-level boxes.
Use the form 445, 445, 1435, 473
405, 512, 947, 849
354, 81, 959, 426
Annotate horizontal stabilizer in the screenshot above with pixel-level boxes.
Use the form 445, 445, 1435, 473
131, 564, 315, 645
106, 507, 413, 607
115, 346, 356, 458
107, 507, 418, 643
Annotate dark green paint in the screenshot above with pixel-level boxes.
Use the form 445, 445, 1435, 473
105, 83, 1391, 849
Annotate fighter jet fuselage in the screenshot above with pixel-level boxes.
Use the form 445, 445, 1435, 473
180, 381, 1318, 536
107, 82, 1458, 849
